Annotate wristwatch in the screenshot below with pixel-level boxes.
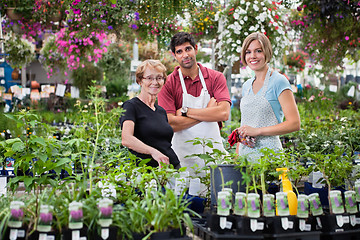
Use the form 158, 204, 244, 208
181, 106, 189, 117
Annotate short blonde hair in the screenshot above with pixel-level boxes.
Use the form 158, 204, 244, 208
135, 59, 167, 84
241, 32, 273, 67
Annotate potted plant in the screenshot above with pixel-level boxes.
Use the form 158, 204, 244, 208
0, 0, 35, 21
117, 186, 196, 240
3, 34, 35, 70
304, 146, 356, 234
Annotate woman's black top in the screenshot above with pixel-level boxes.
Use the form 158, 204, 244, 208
120, 97, 180, 167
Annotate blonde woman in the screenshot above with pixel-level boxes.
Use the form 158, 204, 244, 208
236, 32, 300, 160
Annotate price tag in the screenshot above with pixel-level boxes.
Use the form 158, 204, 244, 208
299, 219, 305, 231
336, 215, 344, 227
18, 230, 25, 237
281, 217, 289, 230
257, 221, 264, 230
39, 233, 47, 240
101, 228, 109, 240
72, 230, 80, 240
9, 229, 18, 240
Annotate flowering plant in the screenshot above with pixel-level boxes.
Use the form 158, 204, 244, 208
1, 0, 65, 39
34, 0, 65, 22
288, 0, 360, 73
39, 28, 111, 78
189, 1, 222, 40
4, 34, 35, 68
286, 50, 309, 72
215, 0, 289, 65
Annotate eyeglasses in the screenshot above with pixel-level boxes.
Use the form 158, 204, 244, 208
142, 76, 165, 82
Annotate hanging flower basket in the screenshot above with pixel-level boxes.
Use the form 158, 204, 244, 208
6, 8, 22, 21
48, 12, 62, 22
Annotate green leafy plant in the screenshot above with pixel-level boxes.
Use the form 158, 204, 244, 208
118, 186, 198, 239
304, 146, 354, 214
1, 110, 72, 194
72, 64, 103, 98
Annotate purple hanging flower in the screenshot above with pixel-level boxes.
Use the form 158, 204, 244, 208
131, 24, 138, 30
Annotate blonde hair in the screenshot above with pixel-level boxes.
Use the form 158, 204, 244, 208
135, 59, 167, 84
241, 32, 273, 67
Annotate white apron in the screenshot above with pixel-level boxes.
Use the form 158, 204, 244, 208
239, 66, 282, 161
172, 67, 226, 177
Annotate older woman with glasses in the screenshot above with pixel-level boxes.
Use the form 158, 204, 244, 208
120, 59, 180, 169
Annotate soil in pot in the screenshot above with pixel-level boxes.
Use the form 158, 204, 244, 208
317, 214, 351, 232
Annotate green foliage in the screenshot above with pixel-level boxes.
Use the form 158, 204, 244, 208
0, 110, 72, 193
39, 35, 67, 73
72, 63, 103, 98
118, 186, 198, 238
289, 0, 360, 73
98, 43, 131, 82
98, 43, 131, 99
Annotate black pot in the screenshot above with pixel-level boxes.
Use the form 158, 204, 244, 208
131, 232, 147, 240
294, 216, 316, 232
183, 194, 207, 214
61, 227, 88, 239
317, 214, 350, 232
150, 226, 187, 240
235, 216, 265, 235
210, 164, 245, 210
27, 230, 59, 240
264, 215, 296, 234
3, 227, 28, 240
206, 214, 237, 234
352, 212, 360, 230
93, 226, 118, 240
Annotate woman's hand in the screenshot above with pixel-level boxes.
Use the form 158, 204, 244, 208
151, 149, 170, 168
236, 125, 260, 137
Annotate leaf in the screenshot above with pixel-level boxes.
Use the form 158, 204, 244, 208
23, 177, 34, 188
12, 141, 25, 152
32, 137, 46, 146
